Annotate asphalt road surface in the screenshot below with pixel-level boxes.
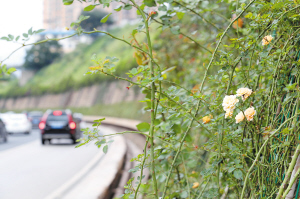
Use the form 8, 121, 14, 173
0, 125, 108, 199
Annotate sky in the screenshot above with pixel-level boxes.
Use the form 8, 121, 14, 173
0, 0, 43, 66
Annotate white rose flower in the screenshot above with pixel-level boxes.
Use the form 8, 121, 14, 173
244, 107, 256, 121
225, 109, 233, 119
222, 95, 239, 112
235, 111, 245, 123
236, 87, 252, 101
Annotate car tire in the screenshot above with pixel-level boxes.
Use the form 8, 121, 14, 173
25, 131, 30, 135
3, 136, 7, 143
42, 139, 46, 145
72, 138, 79, 144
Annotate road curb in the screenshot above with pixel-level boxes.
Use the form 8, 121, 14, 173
45, 116, 146, 199
44, 126, 126, 199
83, 116, 140, 131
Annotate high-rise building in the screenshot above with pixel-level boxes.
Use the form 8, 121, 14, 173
43, 0, 139, 30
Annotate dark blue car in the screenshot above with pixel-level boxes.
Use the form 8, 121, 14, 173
28, 111, 43, 129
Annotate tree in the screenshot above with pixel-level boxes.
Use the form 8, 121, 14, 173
80, 10, 114, 31
23, 40, 62, 70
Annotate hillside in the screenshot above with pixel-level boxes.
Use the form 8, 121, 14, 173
0, 25, 140, 97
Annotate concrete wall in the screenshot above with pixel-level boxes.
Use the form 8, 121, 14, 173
0, 81, 143, 111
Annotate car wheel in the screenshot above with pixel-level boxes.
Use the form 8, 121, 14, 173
72, 138, 79, 144
42, 139, 46, 145
3, 136, 7, 143
25, 131, 30, 134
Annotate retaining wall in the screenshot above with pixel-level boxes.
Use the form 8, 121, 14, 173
0, 81, 143, 110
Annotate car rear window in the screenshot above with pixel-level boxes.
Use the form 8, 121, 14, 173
11, 114, 27, 121
46, 114, 69, 122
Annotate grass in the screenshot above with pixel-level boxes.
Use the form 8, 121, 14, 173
0, 25, 143, 97
70, 101, 149, 121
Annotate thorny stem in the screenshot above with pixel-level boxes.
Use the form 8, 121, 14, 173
240, 115, 299, 199
173, 0, 224, 33
276, 144, 300, 199
196, 176, 212, 199
282, 164, 300, 198
196, 0, 256, 194
130, 0, 158, 198
134, 137, 149, 199
1, 33, 77, 64
181, 155, 190, 199
199, 0, 256, 92
161, 80, 205, 198
137, 7, 213, 54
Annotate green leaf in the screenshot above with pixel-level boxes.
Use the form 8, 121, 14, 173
162, 66, 176, 75
103, 145, 108, 154
132, 29, 138, 36
94, 118, 105, 124
123, 4, 132, 10
144, 0, 156, 7
180, 191, 188, 198
137, 4, 145, 15
7, 68, 16, 75
63, 0, 74, 5
35, 29, 45, 34
228, 167, 235, 173
185, 134, 192, 142
15, 36, 20, 41
84, 5, 96, 11
101, 13, 112, 23
0, 37, 9, 41
23, 33, 28, 38
136, 122, 150, 132
170, 26, 180, 35
233, 169, 243, 180
176, 12, 185, 19
2, 65, 7, 72
114, 5, 122, 12
78, 15, 90, 22
8, 34, 14, 40
70, 22, 76, 28
28, 27, 33, 35
99, 0, 111, 3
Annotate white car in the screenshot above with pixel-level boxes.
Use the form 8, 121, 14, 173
1, 113, 32, 134
73, 113, 87, 130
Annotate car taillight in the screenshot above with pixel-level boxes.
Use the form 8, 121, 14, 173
39, 122, 46, 130
69, 122, 76, 130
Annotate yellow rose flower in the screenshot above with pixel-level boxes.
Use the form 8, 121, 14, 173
222, 95, 239, 112
225, 109, 233, 118
236, 87, 252, 101
235, 111, 245, 123
244, 107, 256, 121
192, 182, 199, 189
262, 35, 273, 46
202, 115, 213, 124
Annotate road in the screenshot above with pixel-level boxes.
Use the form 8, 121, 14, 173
0, 125, 113, 199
